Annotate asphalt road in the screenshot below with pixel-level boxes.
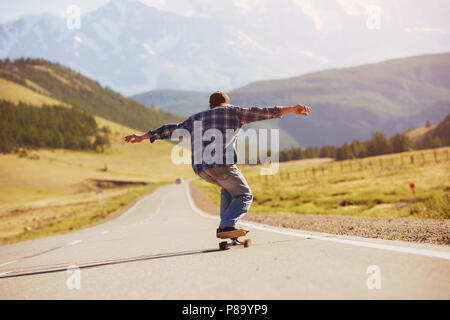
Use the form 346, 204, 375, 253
0, 183, 449, 299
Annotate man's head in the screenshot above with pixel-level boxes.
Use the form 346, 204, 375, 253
209, 91, 230, 109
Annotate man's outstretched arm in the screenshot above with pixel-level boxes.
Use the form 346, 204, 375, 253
124, 120, 190, 144
237, 104, 311, 125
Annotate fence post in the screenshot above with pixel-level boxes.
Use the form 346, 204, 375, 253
410, 155, 414, 164
434, 151, 438, 163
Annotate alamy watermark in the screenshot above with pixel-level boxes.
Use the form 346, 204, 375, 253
66, 265, 81, 290
366, 5, 381, 30
66, 5, 81, 30
366, 264, 381, 290
170, 123, 280, 175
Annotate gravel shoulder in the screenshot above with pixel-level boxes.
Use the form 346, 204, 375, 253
189, 182, 450, 246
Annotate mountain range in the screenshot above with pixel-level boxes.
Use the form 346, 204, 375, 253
132, 52, 450, 147
1, 0, 449, 96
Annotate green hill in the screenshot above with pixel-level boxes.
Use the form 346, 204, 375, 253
412, 114, 450, 148
428, 114, 450, 146
0, 58, 194, 244
0, 58, 183, 133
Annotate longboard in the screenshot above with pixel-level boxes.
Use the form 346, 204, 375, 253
217, 229, 251, 250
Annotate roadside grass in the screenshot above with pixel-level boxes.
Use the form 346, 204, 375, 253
0, 183, 162, 245
193, 147, 450, 220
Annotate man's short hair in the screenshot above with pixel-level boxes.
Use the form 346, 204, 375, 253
209, 91, 230, 108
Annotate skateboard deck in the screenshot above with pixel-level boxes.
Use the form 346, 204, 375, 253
217, 229, 251, 250
217, 229, 249, 239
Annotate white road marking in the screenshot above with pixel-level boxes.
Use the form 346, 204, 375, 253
118, 190, 159, 221
185, 184, 450, 261
0, 260, 17, 267
133, 194, 168, 224
0, 272, 10, 277
153, 194, 168, 217
100, 230, 109, 235
66, 240, 82, 246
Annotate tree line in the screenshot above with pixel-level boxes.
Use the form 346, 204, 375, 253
0, 100, 110, 153
279, 116, 450, 162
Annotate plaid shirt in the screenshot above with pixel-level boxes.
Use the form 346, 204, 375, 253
148, 104, 282, 173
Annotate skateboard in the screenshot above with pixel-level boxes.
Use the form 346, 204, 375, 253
218, 229, 251, 250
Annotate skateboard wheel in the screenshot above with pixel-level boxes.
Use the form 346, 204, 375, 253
219, 241, 229, 250
243, 239, 251, 248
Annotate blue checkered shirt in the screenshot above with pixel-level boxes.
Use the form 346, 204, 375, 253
147, 104, 282, 174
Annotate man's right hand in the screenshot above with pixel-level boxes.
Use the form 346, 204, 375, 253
124, 133, 148, 143
294, 104, 311, 116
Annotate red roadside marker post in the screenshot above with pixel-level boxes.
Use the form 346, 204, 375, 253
409, 183, 415, 201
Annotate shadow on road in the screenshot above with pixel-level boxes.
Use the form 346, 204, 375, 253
0, 248, 221, 279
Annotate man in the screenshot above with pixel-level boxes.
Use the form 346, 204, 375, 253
125, 91, 311, 238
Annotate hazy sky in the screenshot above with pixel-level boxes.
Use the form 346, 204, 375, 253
1, 0, 449, 31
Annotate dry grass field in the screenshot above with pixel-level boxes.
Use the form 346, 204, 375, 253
195, 147, 450, 219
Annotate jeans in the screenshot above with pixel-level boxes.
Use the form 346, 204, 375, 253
198, 165, 253, 228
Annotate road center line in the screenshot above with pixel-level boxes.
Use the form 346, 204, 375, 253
66, 240, 82, 246
118, 190, 159, 221
185, 184, 450, 261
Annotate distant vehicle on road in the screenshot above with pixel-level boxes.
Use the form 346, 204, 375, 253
175, 178, 184, 184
